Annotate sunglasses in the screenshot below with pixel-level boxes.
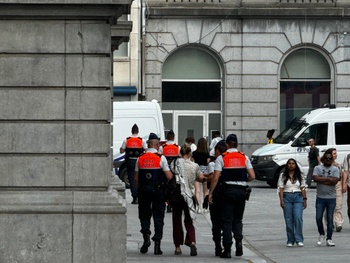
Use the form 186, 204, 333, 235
325, 157, 332, 160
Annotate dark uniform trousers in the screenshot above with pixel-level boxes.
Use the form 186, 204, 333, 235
138, 184, 166, 241
209, 191, 222, 245
220, 185, 246, 248
127, 158, 138, 198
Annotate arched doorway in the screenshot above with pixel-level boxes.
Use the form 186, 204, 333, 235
161, 46, 222, 145
280, 48, 332, 131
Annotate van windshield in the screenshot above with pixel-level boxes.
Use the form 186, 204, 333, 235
274, 118, 308, 144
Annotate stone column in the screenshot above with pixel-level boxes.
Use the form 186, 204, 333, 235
0, 1, 132, 262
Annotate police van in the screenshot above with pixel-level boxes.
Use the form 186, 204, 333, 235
251, 105, 350, 187
113, 100, 165, 187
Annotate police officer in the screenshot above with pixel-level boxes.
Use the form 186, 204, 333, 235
208, 134, 255, 258
159, 129, 181, 163
120, 124, 147, 204
159, 129, 181, 212
134, 133, 173, 255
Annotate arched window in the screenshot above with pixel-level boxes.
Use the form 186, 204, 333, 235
280, 48, 331, 131
161, 46, 222, 145
162, 47, 221, 108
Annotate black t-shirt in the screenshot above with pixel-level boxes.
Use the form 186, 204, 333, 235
308, 146, 319, 168
192, 151, 210, 166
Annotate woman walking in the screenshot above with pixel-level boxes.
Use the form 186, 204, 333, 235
192, 137, 210, 213
171, 144, 202, 256
278, 158, 307, 247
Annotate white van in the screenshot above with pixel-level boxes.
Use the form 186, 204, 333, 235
251, 105, 350, 187
113, 100, 165, 187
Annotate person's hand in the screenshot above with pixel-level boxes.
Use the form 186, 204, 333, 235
209, 194, 213, 205
280, 200, 284, 209
331, 177, 339, 185
342, 184, 348, 193
303, 199, 307, 209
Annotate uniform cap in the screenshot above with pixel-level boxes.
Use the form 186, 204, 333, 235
216, 139, 226, 148
226, 134, 238, 143
167, 129, 175, 136
148, 132, 160, 141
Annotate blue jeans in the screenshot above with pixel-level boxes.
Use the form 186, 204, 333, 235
315, 197, 336, 240
283, 192, 304, 244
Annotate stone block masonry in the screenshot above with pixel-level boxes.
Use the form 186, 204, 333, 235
0, 1, 132, 263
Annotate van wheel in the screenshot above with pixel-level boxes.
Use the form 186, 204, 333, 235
119, 167, 130, 189
267, 167, 285, 188
267, 179, 277, 188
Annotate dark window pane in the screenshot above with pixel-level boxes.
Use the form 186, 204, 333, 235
280, 81, 330, 131
335, 122, 350, 145
162, 82, 220, 103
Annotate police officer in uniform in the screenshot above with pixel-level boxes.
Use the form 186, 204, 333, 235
205, 139, 226, 256
134, 133, 173, 255
208, 134, 255, 258
120, 124, 147, 204
159, 129, 181, 162
159, 129, 181, 212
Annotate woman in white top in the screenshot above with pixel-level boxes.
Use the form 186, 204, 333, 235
278, 158, 307, 247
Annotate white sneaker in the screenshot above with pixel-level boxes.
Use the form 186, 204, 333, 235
297, 242, 304, 247
326, 239, 335, 246
287, 243, 293, 247
317, 235, 325, 246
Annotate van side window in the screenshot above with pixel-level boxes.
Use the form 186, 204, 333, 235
300, 123, 328, 146
335, 122, 350, 145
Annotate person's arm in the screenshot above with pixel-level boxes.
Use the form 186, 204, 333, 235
301, 187, 307, 209
342, 157, 349, 193
342, 170, 348, 193
278, 187, 284, 208
208, 170, 220, 204
247, 168, 255, 182
164, 170, 173, 180
317, 155, 321, 165
313, 175, 338, 185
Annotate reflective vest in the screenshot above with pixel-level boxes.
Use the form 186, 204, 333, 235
162, 143, 179, 165
138, 152, 165, 185
125, 137, 144, 160
221, 151, 248, 182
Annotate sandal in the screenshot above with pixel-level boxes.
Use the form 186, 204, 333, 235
175, 247, 182, 255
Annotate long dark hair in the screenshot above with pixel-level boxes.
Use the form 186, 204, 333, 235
196, 137, 209, 153
282, 158, 302, 185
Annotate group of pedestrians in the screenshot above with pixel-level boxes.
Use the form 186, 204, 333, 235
278, 146, 350, 249
121, 125, 256, 258
121, 125, 350, 258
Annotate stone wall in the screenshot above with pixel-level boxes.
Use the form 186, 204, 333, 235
144, 1, 350, 155
0, 1, 131, 262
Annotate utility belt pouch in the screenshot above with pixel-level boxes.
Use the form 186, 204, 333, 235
245, 186, 252, 201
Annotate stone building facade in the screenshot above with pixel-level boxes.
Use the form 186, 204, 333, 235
114, 0, 350, 156
0, 1, 132, 262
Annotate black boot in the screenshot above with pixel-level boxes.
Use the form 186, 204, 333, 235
140, 234, 150, 254
154, 240, 163, 255
220, 247, 231, 258
131, 197, 138, 204
214, 242, 222, 256
235, 240, 243, 256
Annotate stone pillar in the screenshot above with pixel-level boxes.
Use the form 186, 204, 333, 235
0, 1, 132, 262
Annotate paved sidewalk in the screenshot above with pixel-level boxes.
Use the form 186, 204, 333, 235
125, 191, 266, 263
